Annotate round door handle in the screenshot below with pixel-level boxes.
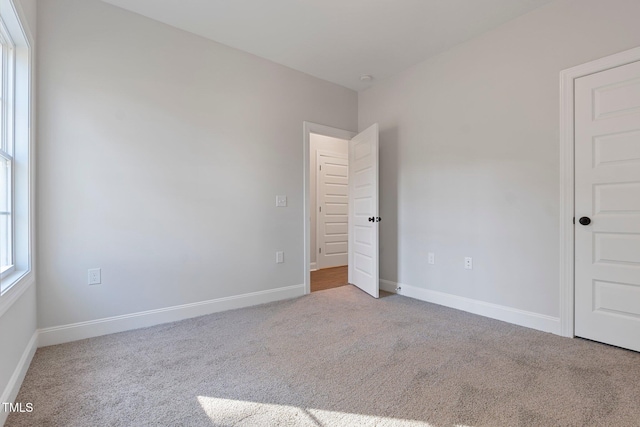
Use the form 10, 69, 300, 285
368, 217, 375, 222
579, 217, 591, 226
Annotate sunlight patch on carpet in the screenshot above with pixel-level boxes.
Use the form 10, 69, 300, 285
197, 396, 438, 427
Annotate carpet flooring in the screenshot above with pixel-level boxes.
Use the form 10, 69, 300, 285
7, 286, 640, 426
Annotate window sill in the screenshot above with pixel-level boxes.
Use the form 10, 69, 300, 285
0, 269, 34, 318
0, 265, 16, 279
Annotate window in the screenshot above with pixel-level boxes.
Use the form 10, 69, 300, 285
0, 19, 15, 279
0, 0, 32, 296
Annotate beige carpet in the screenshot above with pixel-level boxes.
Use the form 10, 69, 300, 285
6, 286, 640, 426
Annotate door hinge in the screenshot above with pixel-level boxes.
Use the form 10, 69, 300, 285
319, 206, 321, 212
319, 248, 322, 253
573, 217, 575, 224
319, 165, 322, 171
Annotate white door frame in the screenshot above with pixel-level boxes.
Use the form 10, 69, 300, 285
303, 122, 357, 295
559, 46, 640, 338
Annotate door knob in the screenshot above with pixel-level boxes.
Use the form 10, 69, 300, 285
368, 217, 375, 222
376, 217, 382, 222
579, 217, 591, 226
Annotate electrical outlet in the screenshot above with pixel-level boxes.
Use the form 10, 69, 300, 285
276, 251, 284, 264
276, 195, 287, 207
88, 268, 101, 285
464, 257, 473, 270
428, 252, 435, 265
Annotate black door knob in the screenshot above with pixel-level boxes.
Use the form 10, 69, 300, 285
376, 217, 382, 222
579, 217, 591, 226
368, 217, 375, 222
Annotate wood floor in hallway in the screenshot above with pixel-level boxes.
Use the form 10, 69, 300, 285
311, 265, 348, 292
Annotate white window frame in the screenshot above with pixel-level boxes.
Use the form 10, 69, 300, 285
0, 16, 16, 280
0, 0, 34, 309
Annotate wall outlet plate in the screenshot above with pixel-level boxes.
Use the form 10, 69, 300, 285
428, 252, 435, 265
464, 257, 473, 270
276, 195, 287, 207
88, 268, 101, 285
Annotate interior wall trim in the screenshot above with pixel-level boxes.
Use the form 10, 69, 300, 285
38, 284, 305, 347
0, 331, 38, 426
380, 279, 561, 335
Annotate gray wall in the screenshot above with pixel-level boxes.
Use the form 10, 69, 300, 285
0, 0, 36, 416
37, 0, 357, 328
359, 0, 640, 317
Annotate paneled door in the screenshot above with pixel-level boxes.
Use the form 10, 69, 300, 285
574, 60, 640, 351
348, 124, 379, 298
317, 152, 349, 269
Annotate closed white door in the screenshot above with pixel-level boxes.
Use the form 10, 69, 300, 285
575, 60, 640, 351
317, 152, 349, 269
348, 124, 379, 298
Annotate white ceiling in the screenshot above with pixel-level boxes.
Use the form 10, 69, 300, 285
101, 0, 554, 91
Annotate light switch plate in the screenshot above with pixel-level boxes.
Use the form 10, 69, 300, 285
428, 252, 435, 265
276, 195, 287, 207
276, 251, 284, 263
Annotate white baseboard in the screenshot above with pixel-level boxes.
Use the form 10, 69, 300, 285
39, 284, 305, 347
0, 331, 38, 426
310, 262, 317, 271
380, 279, 561, 335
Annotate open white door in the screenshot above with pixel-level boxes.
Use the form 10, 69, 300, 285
348, 124, 379, 298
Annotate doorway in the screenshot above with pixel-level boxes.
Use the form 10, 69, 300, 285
305, 126, 354, 293
303, 122, 380, 297
312, 142, 349, 292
